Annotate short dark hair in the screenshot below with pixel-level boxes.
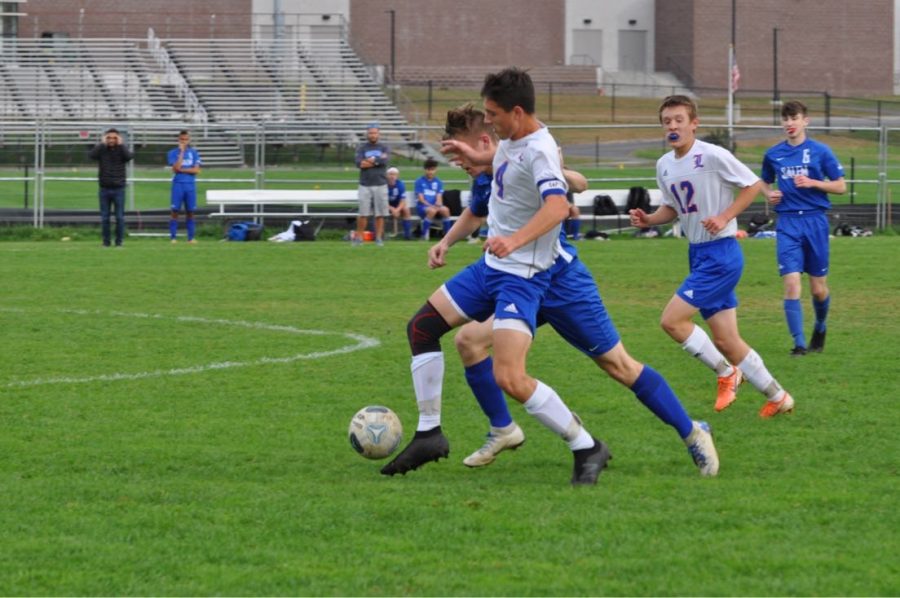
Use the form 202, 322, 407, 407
658, 95, 698, 122
481, 67, 535, 114
444, 103, 493, 140
423, 158, 439, 170
179, 130, 190, 136
781, 100, 808, 119
104, 127, 119, 135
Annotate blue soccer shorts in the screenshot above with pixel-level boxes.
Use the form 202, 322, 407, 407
538, 258, 621, 357
678, 237, 743, 320
171, 182, 197, 212
442, 257, 551, 336
776, 211, 830, 277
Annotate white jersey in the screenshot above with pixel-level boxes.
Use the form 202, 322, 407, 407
656, 139, 759, 244
486, 126, 567, 278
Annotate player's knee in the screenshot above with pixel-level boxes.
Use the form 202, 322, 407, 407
186, 211, 194, 219
407, 302, 452, 356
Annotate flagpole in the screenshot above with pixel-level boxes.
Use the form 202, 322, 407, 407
728, 43, 735, 150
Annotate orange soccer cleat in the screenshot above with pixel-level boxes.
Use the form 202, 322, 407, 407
715, 367, 743, 412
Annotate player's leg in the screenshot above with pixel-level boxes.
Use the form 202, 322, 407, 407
419, 205, 434, 240
567, 204, 582, 240
706, 308, 794, 418
99, 188, 112, 247
400, 204, 413, 239
373, 186, 388, 245
355, 185, 371, 245
169, 184, 182, 241
112, 187, 125, 246
382, 264, 492, 476
778, 220, 807, 354
539, 262, 717, 475
806, 214, 831, 352
454, 317, 525, 467
439, 205, 453, 235
185, 186, 198, 243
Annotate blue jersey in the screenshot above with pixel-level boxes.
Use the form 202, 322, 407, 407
468, 173, 493, 217
415, 175, 444, 206
167, 146, 201, 185
388, 179, 406, 206
761, 138, 844, 213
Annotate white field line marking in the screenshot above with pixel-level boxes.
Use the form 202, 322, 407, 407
2, 308, 380, 388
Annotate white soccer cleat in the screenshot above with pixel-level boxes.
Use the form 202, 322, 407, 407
463, 423, 526, 468
685, 420, 719, 477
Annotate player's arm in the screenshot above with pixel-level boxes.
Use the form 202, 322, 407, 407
630, 204, 677, 227
760, 181, 782, 206
795, 175, 846, 195
484, 194, 569, 259
702, 180, 762, 234
429, 208, 484, 269
440, 138, 494, 167
562, 168, 588, 193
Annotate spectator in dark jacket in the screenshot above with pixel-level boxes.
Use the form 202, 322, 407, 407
89, 128, 133, 247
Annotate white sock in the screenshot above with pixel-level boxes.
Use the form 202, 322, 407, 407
737, 349, 785, 401
411, 351, 444, 431
523, 380, 594, 450
682, 325, 733, 376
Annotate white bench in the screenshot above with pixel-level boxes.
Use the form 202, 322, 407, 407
206, 189, 360, 219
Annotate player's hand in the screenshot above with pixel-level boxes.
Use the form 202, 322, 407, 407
701, 215, 727, 235
766, 190, 783, 205
628, 208, 649, 228
794, 174, 815, 189
483, 235, 517, 259
428, 241, 449, 269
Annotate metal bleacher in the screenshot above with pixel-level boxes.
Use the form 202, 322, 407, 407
0, 30, 419, 158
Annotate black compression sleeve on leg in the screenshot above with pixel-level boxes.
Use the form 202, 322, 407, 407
407, 301, 452, 355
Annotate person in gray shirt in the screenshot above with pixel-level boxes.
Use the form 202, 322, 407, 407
353, 123, 390, 246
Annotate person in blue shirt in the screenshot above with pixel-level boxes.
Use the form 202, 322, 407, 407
167, 130, 202, 243
434, 103, 719, 476
761, 100, 846, 355
414, 158, 450, 240
386, 166, 412, 240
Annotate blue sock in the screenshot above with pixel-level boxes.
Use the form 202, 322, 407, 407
784, 299, 806, 348
464, 357, 512, 428
569, 218, 581, 239
812, 295, 830, 333
169, 218, 178, 239
422, 219, 431, 236
402, 220, 412, 239
442, 219, 453, 234
631, 365, 693, 439
186, 219, 196, 241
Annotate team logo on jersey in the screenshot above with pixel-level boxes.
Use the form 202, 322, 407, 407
693, 154, 704, 169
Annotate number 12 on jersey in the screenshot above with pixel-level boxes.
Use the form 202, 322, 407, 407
670, 181, 698, 214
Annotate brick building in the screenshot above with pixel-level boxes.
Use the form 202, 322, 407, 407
655, 0, 893, 96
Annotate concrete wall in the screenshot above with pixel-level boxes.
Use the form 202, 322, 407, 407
565, 0, 655, 71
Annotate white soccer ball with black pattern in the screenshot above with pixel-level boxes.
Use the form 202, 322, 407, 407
348, 405, 403, 460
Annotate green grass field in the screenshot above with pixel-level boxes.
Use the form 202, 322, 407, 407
1, 235, 897, 595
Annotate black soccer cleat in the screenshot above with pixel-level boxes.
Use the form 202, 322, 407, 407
380, 427, 450, 476
789, 346, 808, 357
809, 329, 826, 353
571, 438, 612, 486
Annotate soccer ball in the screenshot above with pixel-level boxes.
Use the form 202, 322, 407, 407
348, 405, 403, 460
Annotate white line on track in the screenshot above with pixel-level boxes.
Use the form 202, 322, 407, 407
1, 308, 380, 388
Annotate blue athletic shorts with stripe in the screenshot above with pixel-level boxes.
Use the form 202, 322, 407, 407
538, 257, 620, 357
442, 257, 551, 335
776, 211, 830, 277
171, 182, 197, 212
678, 237, 743, 320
